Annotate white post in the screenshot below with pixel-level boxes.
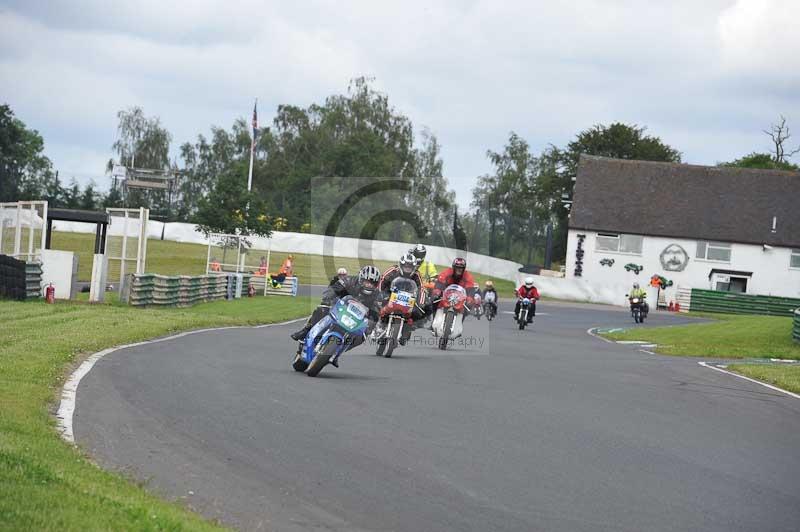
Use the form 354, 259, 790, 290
264, 238, 272, 296
136, 207, 148, 274
40, 201, 48, 259
27, 203, 35, 260
13, 203, 22, 258
206, 236, 212, 274
120, 212, 129, 286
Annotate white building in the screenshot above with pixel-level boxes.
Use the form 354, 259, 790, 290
565, 156, 800, 301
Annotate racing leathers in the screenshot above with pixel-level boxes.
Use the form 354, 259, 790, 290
515, 285, 540, 321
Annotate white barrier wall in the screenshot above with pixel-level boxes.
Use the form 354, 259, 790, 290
50, 220, 524, 281
565, 229, 800, 300
40, 249, 78, 299
514, 271, 652, 307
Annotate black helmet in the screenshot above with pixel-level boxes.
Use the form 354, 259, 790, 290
410, 243, 427, 262
452, 257, 466, 279
358, 265, 381, 295
399, 253, 417, 277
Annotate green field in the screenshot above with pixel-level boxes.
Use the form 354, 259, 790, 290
602, 313, 800, 359
48, 231, 517, 294
0, 296, 315, 531
726, 363, 800, 394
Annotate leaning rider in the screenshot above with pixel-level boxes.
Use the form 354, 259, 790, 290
377, 253, 428, 338
515, 276, 540, 323
628, 282, 649, 316
290, 265, 382, 345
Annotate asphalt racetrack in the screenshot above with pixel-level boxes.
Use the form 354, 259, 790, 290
75, 300, 800, 531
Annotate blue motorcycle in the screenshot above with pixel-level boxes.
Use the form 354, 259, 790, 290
292, 296, 370, 377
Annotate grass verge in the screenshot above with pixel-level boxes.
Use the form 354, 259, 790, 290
727, 364, 800, 395
0, 295, 314, 530
601, 313, 800, 359
49, 231, 516, 293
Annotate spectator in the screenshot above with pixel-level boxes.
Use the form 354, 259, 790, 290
210, 257, 222, 272
270, 254, 294, 288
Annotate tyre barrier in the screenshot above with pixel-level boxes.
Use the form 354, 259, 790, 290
0, 254, 41, 300
125, 273, 230, 307
688, 289, 800, 317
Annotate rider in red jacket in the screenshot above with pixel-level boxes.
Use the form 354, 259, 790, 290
432, 257, 481, 307
515, 276, 540, 322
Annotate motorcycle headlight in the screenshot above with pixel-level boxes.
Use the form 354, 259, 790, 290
340, 315, 357, 329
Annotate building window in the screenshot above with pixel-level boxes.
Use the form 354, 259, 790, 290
595, 233, 643, 254
696, 241, 731, 262
792, 249, 800, 269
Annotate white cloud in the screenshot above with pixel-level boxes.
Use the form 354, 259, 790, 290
1, 0, 798, 208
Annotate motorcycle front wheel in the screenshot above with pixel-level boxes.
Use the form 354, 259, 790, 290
307, 340, 337, 377
384, 320, 402, 358
439, 312, 454, 350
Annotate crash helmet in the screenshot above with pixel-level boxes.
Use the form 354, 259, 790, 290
410, 243, 427, 262
336, 267, 348, 279
524, 276, 535, 288
633, 282, 640, 290
399, 253, 417, 277
485, 280, 494, 288
452, 257, 467, 279
358, 265, 381, 295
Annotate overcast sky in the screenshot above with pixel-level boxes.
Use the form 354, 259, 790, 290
2, 0, 799, 207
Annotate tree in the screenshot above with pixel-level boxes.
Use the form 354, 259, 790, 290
763, 116, 799, 164
79, 181, 98, 211
0, 104, 56, 202
543, 123, 681, 260
719, 152, 799, 171
195, 165, 273, 239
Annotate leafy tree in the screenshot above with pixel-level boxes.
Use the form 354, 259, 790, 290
719, 152, 799, 171
195, 165, 273, 239
542, 123, 681, 260
79, 181, 98, 211
0, 104, 56, 202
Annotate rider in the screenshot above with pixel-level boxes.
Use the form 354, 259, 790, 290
290, 265, 383, 344
628, 282, 649, 316
515, 277, 540, 323
410, 244, 437, 284
483, 280, 498, 316
378, 253, 427, 338
328, 267, 348, 286
432, 257, 481, 309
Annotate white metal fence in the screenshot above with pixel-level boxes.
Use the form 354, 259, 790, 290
105, 208, 149, 284
0, 201, 48, 262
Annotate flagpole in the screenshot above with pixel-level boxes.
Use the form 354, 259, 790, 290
247, 98, 257, 192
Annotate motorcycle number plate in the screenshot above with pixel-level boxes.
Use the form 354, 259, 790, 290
347, 301, 367, 319
393, 291, 414, 306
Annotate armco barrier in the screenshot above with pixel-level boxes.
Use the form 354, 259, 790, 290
689, 289, 800, 317
127, 273, 229, 307
793, 308, 800, 343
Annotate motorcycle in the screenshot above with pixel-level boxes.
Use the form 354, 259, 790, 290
629, 296, 647, 324
292, 296, 370, 377
374, 277, 419, 358
517, 297, 533, 330
483, 291, 497, 321
431, 284, 469, 350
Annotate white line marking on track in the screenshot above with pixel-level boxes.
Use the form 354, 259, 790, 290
697, 361, 800, 400
586, 327, 615, 343
56, 317, 305, 443
501, 311, 549, 316
616, 340, 648, 345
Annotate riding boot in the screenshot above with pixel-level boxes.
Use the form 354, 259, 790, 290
290, 324, 311, 341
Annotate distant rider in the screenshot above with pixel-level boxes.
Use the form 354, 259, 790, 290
627, 282, 649, 316
483, 280, 498, 316
328, 267, 348, 286
290, 265, 382, 346
515, 277, 540, 323
410, 244, 437, 284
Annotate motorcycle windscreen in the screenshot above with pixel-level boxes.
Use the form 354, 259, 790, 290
389, 277, 418, 308
331, 296, 369, 334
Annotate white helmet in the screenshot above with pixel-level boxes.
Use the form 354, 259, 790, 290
524, 276, 535, 288
337, 267, 347, 277
633, 282, 640, 290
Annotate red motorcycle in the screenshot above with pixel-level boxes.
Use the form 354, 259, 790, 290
431, 284, 469, 350
374, 277, 419, 358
